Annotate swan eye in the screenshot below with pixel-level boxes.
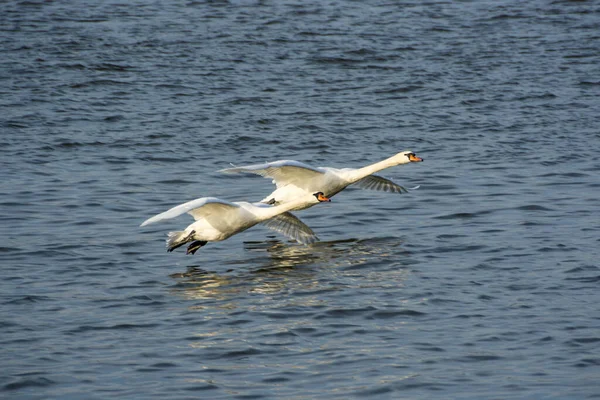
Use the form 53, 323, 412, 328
406, 153, 415, 158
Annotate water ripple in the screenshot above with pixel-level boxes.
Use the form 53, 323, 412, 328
2, 0, 600, 399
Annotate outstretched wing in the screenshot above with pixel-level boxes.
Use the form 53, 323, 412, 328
220, 160, 325, 189
352, 174, 408, 193
260, 211, 319, 245
140, 197, 240, 227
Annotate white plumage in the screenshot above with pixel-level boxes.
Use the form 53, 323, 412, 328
140, 193, 330, 254
220, 150, 423, 211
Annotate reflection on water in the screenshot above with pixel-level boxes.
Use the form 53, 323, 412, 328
169, 237, 412, 302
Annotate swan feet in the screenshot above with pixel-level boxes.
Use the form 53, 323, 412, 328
187, 240, 208, 255
266, 198, 277, 205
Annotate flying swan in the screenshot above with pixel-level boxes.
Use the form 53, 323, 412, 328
219, 150, 423, 210
140, 192, 331, 254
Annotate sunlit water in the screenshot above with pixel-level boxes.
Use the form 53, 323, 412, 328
2, 0, 599, 398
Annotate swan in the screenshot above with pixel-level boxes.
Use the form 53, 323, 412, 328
140, 192, 331, 254
219, 150, 423, 210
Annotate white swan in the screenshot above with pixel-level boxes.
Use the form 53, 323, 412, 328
140, 192, 331, 254
220, 150, 423, 210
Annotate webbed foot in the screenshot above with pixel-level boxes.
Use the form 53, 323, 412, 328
187, 240, 208, 255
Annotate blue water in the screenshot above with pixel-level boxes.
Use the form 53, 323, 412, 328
2, 0, 600, 398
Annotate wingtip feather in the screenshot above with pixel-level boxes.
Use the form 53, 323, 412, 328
140, 219, 151, 227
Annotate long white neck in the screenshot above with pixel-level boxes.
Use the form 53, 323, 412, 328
258, 195, 316, 220
345, 153, 407, 183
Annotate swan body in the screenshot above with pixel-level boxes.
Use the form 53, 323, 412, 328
140, 193, 330, 254
220, 150, 423, 211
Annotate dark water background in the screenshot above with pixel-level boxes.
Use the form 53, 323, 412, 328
2, 0, 600, 398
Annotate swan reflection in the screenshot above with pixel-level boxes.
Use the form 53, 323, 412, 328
169, 236, 411, 302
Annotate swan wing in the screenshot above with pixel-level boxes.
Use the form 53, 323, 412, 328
220, 160, 325, 189
353, 174, 408, 193
140, 197, 240, 227
260, 211, 319, 245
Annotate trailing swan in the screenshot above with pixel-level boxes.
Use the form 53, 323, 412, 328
140, 192, 330, 254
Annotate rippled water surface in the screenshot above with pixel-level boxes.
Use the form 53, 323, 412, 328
2, 0, 600, 398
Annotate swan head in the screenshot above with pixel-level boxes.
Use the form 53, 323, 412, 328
397, 150, 423, 164
313, 192, 331, 202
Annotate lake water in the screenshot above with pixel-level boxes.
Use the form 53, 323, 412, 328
2, 0, 600, 398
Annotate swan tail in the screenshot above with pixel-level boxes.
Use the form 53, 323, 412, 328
166, 230, 194, 252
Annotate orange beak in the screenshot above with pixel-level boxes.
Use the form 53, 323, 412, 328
408, 154, 423, 162
317, 193, 331, 202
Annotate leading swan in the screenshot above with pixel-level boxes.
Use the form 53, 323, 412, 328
140, 192, 330, 254
220, 150, 423, 210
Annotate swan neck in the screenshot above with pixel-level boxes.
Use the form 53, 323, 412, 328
347, 155, 401, 182
261, 197, 308, 219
